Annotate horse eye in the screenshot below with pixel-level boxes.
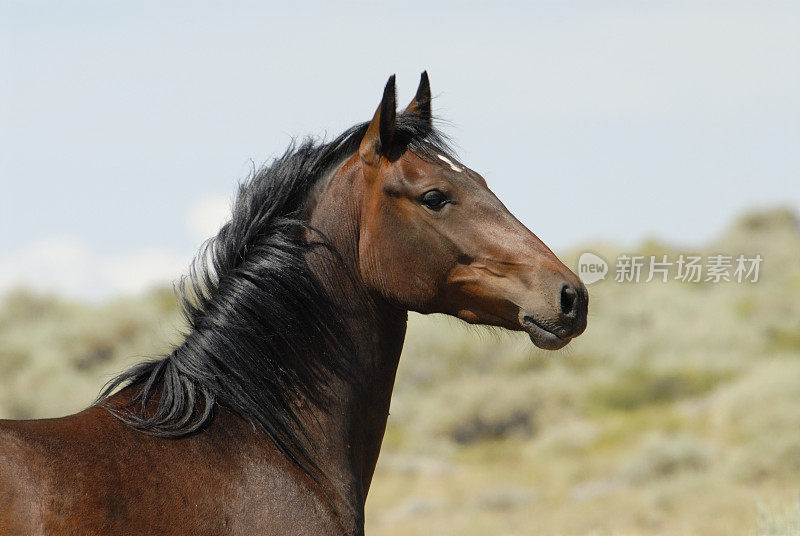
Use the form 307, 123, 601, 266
420, 190, 449, 211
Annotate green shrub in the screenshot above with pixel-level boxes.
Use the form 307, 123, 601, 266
589, 366, 728, 412
619, 433, 713, 484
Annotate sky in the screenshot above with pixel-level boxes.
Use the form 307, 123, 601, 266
1, 1, 798, 299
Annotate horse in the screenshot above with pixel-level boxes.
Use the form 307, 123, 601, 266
0, 72, 587, 536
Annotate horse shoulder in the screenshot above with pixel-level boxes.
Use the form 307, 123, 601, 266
227, 449, 364, 536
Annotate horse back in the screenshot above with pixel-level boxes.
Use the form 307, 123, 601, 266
0, 406, 354, 536
0, 407, 237, 535
0, 420, 46, 536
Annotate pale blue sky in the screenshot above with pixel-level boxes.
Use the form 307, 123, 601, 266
1, 1, 798, 297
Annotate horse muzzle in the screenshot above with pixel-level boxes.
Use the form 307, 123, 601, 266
519, 281, 588, 350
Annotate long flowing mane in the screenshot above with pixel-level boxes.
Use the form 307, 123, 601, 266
98, 114, 454, 471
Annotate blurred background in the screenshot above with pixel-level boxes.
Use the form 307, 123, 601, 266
1, 1, 799, 534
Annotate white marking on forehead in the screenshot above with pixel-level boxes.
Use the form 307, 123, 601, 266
436, 154, 463, 173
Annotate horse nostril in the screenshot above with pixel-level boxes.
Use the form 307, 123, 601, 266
559, 283, 578, 317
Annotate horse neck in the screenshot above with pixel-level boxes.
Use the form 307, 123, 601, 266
303, 159, 408, 511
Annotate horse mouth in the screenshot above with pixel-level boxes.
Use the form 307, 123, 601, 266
521, 315, 572, 350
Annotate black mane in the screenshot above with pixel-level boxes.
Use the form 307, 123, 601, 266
98, 114, 453, 471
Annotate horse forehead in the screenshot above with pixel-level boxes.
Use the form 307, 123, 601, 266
435, 154, 463, 173
396, 152, 484, 187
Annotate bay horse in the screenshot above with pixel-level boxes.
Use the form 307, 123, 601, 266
0, 73, 587, 535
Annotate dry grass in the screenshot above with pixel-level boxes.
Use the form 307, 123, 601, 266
758, 495, 800, 536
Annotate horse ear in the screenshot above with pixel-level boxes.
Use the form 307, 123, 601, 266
403, 71, 431, 126
359, 75, 397, 166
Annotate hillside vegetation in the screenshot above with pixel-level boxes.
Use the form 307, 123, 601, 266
1, 208, 799, 535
